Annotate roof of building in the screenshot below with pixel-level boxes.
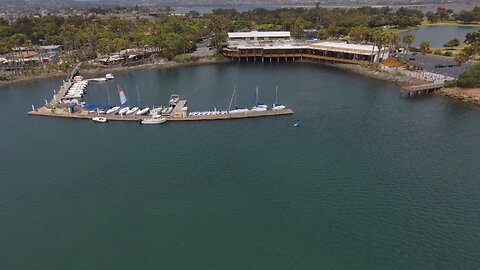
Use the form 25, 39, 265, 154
228, 31, 291, 39
310, 42, 384, 55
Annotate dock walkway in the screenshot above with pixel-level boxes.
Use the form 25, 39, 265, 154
401, 82, 444, 96
28, 99, 294, 122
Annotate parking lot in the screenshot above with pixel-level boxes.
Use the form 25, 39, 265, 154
399, 53, 477, 79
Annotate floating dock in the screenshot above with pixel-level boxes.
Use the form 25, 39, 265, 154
28, 77, 294, 123
28, 100, 294, 122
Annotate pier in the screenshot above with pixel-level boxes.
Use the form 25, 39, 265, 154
28, 99, 294, 122
29, 72, 294, 123
400, 82, 445, 97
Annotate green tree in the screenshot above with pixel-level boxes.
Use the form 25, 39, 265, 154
443, 38, 460, 49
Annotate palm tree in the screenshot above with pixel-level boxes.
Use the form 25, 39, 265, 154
402, 34, 415, 54
454, 51, 470, 66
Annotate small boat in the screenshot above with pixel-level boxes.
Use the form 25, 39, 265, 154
118, 107, 129, 115
91, 78, 107, 82
228, 86, 249, 114
294, 120, 302, 127
92, 117, 107, 123
169, 94, 180, 105
252, 86, 267, 110
125, 107, 139, 115
106, 106, 120, 114
136, 107, 150, 115
150, 107, 163, 116
106, 73, 114, 80
141, 115, 167, 125
272, 86, 286, 110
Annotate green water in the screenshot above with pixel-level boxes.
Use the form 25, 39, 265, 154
1, 62, 480, 269
400, 25, 480, 48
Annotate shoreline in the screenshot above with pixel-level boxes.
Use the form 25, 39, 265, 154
0, 57, 229, 88
3, 56, 479, 107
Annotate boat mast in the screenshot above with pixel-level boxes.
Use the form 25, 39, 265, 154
275, 86, 278, 105
255, 86, 259, 105
106, 83, 110, 105
228, 85, 236, 111
136, 85, 140, 107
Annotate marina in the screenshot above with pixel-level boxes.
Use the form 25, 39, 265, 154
27, 71, 294, 123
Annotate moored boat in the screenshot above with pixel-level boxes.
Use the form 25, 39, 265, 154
126, 107, 139, 115
141, 115, 167, 125
106, 106, 120, 114
118, 107, 129, 115
136, 107, 150, 115
106, 73, 114, 80
272, 86, 286, 110
92, 117, 107, 123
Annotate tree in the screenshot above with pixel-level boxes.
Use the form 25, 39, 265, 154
443, 38, 460, 49
457, 63, 480, 88
454, 51, 470, 66
419, 40, 431, 55
402, 34, 415, 54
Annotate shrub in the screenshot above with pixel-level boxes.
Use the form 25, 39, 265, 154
444, 80, 457, 88
433, 49, 443, 55
174, 54, 200, 63
443, 51, 453, 57
457, 63, 480, 88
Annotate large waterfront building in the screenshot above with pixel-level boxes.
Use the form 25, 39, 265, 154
224, 31, 389, 64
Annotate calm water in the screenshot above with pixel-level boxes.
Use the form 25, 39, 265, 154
1, 62, 480, 269
400, 25, 480, 48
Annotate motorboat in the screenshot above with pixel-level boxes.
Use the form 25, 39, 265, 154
169, 94, 180, 105
106, 73, 114, 80
136, 107, 150, 115
118, 107, 129, 115
92, 78, 107, 82
149, 107, 163, 116
125, 107, 139, 115
141, 115, 167, 125
106, 106, 120, 114
92, 117, 107, 123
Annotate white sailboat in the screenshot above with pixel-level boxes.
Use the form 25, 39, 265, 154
251, 86, 267, 111
228, 85, 249, 114
272, 86, 286, 110
117, 85, 129, 115
125, 107, 139, 115
136, 107, 150, 115
106, 106, 120, 114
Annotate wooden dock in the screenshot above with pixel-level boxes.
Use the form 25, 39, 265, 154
401, 82, 444, 97
28, 99, 294, 123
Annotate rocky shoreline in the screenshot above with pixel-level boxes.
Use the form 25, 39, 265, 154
436, 87, 480, 106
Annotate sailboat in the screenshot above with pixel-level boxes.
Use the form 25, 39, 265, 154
272, 86, 286, 110
117, 85, 130, 115
228, 85, 249, 114
135, 85, 150, 115
251, 86, 267, 111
